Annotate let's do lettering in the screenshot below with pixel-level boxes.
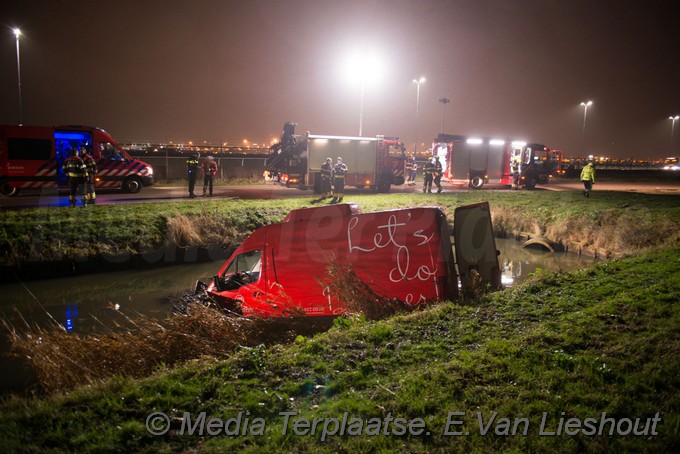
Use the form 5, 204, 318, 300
347, 213, 438, 302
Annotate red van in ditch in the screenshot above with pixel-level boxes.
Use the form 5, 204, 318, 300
0, 124, 154, 196
203, 202, 501, 317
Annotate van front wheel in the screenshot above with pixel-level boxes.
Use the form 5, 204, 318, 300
122, 176, 143, 193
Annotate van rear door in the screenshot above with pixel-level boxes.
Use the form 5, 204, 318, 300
453, 201, 502, 295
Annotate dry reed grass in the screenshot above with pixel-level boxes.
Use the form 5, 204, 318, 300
2, 304, 331, 394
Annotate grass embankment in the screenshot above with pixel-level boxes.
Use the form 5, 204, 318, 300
1, 244, 679, 452
2, 191, 679, 270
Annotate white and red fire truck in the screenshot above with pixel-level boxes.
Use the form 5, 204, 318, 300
267, 121, 406, 193
432, 134, 561, 189
0, 124, 154, 196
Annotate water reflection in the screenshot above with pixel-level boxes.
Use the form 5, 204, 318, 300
496, 237, 597, 287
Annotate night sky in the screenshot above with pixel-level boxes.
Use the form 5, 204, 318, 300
1, 0, 679, 159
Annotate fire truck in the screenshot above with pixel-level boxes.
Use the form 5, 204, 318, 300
267, 121, 406, 193
432, 133, 561, 189
0, 124, 154, 197
199, 201, 501, 317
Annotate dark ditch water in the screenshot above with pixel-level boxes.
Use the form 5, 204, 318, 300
0, 238, 597, 395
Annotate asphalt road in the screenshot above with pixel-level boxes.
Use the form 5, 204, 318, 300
1, 179, 679, 209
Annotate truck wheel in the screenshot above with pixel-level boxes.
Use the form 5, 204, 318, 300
469, 176, 484, 189
0, 179, 18, 197
376, 174, 391, 193
122, 176, 143, 193
524, 178, 536, 190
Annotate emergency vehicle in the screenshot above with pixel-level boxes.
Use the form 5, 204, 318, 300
268, 121, 406, 193
432, 134, 561, 189
200, 201, 501, 317
0, 125, 154, 196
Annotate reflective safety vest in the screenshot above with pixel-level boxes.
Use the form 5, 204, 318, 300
423, 161, 436, 176
83, 155, 97, 176
63, 156, 88, 181
580, 164, 595, 182
186, 157, 199, 173
333, 163, 348, 179
321, 162, 333, 179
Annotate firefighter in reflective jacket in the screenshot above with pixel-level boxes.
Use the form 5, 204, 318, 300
580, 161, 595, 198
81, 147, 98, 204
63, 148, 89, 207
433, 157, 443, 193
422, 158, 436, 193
511, 158, 520, 190
320, 157, 333, 199
331, 157, 348, 203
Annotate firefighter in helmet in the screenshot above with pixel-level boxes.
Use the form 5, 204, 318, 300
433, 156, 443, 193
422, 157, 436, 193
511, 157, 520, 190
331, 157, 348, 203
320, 157, 333, 199
81, 146, 97, 204
63, 147, 89, 207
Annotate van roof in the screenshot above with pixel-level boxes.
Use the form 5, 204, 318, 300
283, 203, 361, 222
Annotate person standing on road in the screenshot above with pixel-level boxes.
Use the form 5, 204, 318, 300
63, 148, 89, 207
433, 156, 443, 193
331, 157, 348, 203
320, 157, 333, 199
580, 160, 596, 198
186, 151, 200, 198
405, 155, 417, 185
422, 158, 436, 193
201, 155, 218, 197
81, 146, 97, 204
511, 157, 520, 190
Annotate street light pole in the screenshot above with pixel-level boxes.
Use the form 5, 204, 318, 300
13, 28, 23, 125
580, 100, 593, 155
413, 77, 425, 154
359, 78, 365, 136
669, 115, 679, 152
438, 98, 450, 134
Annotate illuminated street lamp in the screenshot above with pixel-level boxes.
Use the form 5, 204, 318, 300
345, 52, 382, 136
413, 77, 425, 154
580, 100, 593, 155
669, 115, 680, 151
13, 28, 23, 124
438, 98, 450, 134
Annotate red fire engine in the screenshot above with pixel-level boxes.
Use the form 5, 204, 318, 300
267, 122, 406, 193
432, 134, 561, 189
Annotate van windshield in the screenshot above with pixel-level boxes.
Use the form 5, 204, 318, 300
220, 250, 262, 288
